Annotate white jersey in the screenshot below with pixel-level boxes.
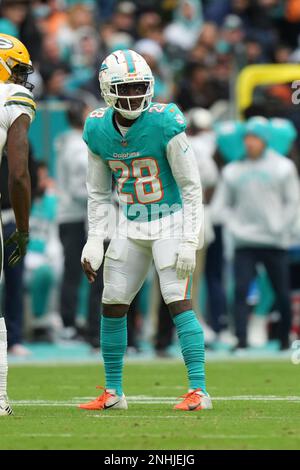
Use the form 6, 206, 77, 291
0, 82, 36, 164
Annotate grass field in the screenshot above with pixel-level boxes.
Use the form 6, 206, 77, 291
1, 360, 300, 450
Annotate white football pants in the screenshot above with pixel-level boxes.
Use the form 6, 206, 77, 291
102, 237, 192, 306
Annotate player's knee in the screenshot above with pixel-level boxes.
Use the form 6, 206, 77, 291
102, 303, 129, 317
102, 282, 133, 305
160, 278, 191, 307
168, 299, 193, 317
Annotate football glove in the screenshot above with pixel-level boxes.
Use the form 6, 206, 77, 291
81, 237, 104, 271
5, 230, 29, 267
176, 242, 197, 280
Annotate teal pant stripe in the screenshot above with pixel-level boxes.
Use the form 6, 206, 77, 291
101, 315, 127, 396
186, 275, 193, 299
173, 310, 206, 393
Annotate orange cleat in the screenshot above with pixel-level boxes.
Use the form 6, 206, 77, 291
78, 386, 128, 410
174, 388, 213, 411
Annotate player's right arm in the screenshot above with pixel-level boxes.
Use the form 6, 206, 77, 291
3, 85, 36, 266
81, 149, 113, 283
6, 114, 31, 233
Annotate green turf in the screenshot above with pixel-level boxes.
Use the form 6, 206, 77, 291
0, 360, 300, 450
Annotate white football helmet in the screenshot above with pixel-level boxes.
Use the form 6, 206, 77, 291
99, 49, 154, 120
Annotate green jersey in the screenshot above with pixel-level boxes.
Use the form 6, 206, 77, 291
83, 102, 186, 221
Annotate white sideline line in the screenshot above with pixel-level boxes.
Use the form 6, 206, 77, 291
19, 434, 73, 438
10, 395, 300, 406
8, 355, 292, 367
16, 433, 290, 439
92, 415, 198, 419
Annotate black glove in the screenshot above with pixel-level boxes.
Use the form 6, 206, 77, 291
4, 230, 29, 267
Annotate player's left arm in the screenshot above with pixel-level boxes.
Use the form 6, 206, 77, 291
81, 149, 113, 283
166, 131, 204, 280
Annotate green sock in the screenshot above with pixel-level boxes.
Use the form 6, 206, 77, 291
101, 315, 127, 396
173, 310, 207, 394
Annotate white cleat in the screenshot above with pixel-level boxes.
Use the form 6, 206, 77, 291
78, 387, 128, 410
218, 329, 238, 347
174, 389, 213, 411
0, 397, 13, 416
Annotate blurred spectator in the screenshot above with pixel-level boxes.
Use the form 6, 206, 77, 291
25, 162, 60, 343
243, 37, 265, 65
111, 1, 136, 37
31, 0, 68, 37
39, 66, 69, 101
273, 43, 293, 64
41, 34, 70, 73
56, 3, 95, 62
222, 14, 245, 50
64, 26, 100, 91
198, 21, 219, 52
186, 108, 234, 343
55, 99, 102, 347
0, 1, 42, 64
164, 0, 203, 51
176, 63, 225, 111
55, 99, 89, 340
0, 0, 27, 37
212, 117, 300, 350
137, 11, 162, 41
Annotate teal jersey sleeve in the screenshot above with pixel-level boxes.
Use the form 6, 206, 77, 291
82, 109, 109, 156
82, 115, 97, 154
163, 103, 187, 144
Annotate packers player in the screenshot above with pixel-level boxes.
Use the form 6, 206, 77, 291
0, 34, 36, 416
79, 50, 212, 411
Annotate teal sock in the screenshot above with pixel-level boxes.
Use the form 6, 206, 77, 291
173, 310, 206, 394
101, 315, 127, 396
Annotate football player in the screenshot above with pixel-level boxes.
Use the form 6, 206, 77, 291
0, 34, 36, 416
79, 50, 212, 411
